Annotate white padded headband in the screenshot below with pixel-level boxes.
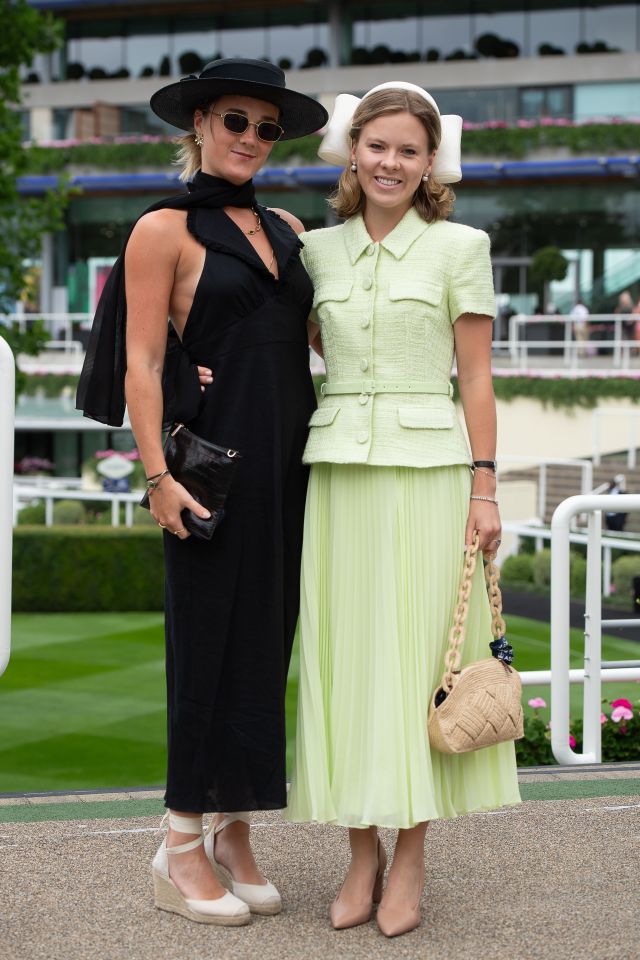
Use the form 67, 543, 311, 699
318, 81, 463, 184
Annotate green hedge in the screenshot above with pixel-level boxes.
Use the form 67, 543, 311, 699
24, 372, 640, 411
23, 123, 640, 173
13, 527, 164, 612
501, 549, 586, 598
612, 555, 640, 603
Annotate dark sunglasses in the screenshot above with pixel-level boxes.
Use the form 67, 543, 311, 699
210, 110, 284, 143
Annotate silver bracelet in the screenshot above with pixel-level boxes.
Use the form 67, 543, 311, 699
470, 494, 499, 505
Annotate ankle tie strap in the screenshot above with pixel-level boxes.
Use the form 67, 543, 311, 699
161, 812, 215, 854
213, 812, 251, 835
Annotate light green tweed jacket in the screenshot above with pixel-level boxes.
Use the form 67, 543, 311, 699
300, 207, 496, 468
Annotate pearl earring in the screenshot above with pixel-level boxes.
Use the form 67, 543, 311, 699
350, 161, 357, 172
195, 132, 204, 147
422, 171, 430, 182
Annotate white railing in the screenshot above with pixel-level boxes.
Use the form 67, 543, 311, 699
1, 313, 92, 340
592, 408, 640, 468
502, 520, 640, 598
14, 485, 142, 528
0, 339, 15, 678
507, 313, 640, 370
549, 494, 640, 764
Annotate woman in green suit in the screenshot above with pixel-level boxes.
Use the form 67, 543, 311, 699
284, 83, 521, 937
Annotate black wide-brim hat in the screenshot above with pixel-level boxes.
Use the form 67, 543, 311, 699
150, 57, 328, 140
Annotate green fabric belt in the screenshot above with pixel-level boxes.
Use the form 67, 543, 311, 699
320, 379, 453, 397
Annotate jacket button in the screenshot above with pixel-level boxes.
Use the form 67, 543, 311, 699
361, 318, 370, 329
357, 431, 369, 443
363, 277, 373, 290
360, 358, 369, 371
358, 394, 369, 405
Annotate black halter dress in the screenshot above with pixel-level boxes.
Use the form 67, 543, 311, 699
163, 206, 316, 812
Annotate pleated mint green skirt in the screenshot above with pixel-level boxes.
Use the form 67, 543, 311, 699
286, 462, 521, 829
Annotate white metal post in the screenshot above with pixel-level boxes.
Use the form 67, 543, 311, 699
583, 510, 602, 763
551, 494, 640, 764
0, 338, 15, 678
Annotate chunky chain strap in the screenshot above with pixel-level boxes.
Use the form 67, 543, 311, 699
441, 534, 505, 693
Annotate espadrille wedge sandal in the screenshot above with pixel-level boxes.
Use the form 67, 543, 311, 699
151, 812, 251, 925
204, 813, 282, 916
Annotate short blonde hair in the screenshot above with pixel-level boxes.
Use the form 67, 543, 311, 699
330, 89, 454, 222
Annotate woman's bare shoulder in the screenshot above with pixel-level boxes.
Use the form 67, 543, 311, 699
267, 206, 305, 235
130, 207, 187, 240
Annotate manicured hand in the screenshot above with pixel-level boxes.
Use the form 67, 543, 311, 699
465, 501, 502, 559
197, 365, 214, 392
149, 476, 210, 539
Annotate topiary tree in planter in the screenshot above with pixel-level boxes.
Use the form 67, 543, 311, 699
529, 246, 568, 313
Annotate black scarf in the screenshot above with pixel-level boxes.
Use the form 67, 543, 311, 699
75, 171, 256, 427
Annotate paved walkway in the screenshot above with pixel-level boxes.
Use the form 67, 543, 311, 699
1, 765, 638, 960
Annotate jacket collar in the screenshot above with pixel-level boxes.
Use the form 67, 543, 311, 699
343, 207, 431, 264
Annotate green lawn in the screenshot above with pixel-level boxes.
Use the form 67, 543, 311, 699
0, 612, 638, 794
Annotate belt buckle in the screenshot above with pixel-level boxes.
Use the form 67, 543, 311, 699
361, 379, 376, 396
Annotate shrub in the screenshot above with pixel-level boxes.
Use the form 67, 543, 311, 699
52, 499, 85, 525
612, 555, 640, 604
16, 503, 45, 525
12, 528, 164, 611
532, 548, 551, 588
500, 553, 534, 586
570, 555, 587, 597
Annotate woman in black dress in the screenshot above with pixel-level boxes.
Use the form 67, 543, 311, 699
78, 59, 326, 926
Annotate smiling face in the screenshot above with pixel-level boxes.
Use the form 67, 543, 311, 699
194, 93, 280, 184
351, 110, 435, 218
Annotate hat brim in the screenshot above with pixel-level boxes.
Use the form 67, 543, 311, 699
150, 77, 327, 140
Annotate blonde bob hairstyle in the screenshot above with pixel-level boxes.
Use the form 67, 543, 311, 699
330, 89, 454, 222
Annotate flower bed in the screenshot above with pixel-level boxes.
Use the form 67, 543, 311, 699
516, 696, 640, 765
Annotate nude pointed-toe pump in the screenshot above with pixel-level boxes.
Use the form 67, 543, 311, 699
376, 864, 424, 938
151, 812, 251, 926
330, 839, 387, 930
204, 813, 282, 916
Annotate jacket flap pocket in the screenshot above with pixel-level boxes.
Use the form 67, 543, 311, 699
313, 282, 352, 308
309, 406, 340, 427
388, 281, 443, 306
397, 405, 453, 429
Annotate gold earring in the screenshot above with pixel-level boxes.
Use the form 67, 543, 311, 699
195, 131, 204, 147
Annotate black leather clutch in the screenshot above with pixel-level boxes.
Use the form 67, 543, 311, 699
140, 423, 241, 540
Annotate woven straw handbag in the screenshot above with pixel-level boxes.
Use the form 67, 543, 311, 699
427, 534, 524, 755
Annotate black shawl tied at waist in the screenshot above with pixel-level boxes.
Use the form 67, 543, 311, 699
75, 171, 256, 428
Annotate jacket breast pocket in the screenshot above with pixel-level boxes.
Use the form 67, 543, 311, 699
309, 406, 340, 427
312, 282, 352, 323
388, 281, 443, 312
397, 405, 453, 430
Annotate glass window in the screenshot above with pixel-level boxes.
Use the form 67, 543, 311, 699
583, 3, 639, 54
529, 8, 580, 57
473, 12, 525, 58
575, 81, 640, 121
353, 13, 469, 62
519, 86, 572, 120
435, 88, 518, 125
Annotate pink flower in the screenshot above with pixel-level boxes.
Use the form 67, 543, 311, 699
569, 734, 577, 748
600, 713, 608, 725
528, 697, 547, 709
611, 705, 633, 722
611, 698, 633, 711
